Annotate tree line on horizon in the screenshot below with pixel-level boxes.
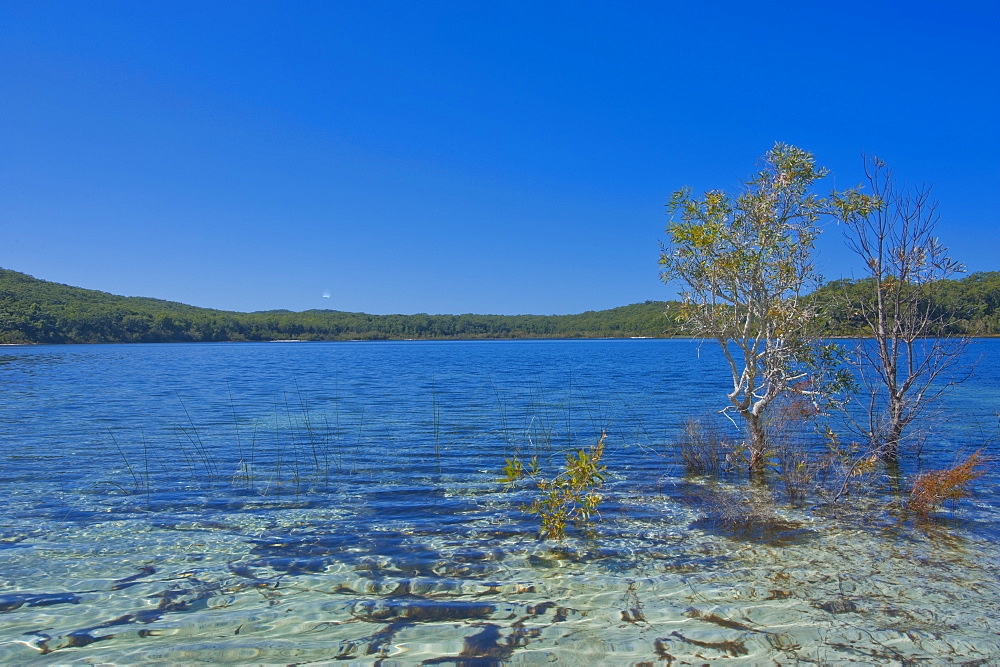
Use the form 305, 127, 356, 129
0, 268, 677, 343
0, 267, 998, 345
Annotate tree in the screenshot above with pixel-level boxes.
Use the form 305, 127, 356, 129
840, 157, 973, 463
660, 143, 873, 473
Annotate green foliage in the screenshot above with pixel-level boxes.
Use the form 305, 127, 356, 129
3, 265, 1000, 345
500, 433, 607, 540
499, 454, 539, 484
0, 268, 680, 343
809, 272, 1000, 336
660, 144, 875, 337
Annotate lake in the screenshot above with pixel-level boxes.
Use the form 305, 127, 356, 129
1, 339, 998, 663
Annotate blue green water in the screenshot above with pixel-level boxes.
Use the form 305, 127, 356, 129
0, 339, 997, 663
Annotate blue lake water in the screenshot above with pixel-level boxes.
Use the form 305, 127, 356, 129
0, 339, 998, 663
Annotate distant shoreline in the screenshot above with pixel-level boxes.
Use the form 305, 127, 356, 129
2, 267, 998, 345
3, 334, 996, 347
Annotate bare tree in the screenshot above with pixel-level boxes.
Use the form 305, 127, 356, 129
840, 157, 973, 463
660, 144, 873, 473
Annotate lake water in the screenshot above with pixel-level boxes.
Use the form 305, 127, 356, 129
0, 339, 998, 663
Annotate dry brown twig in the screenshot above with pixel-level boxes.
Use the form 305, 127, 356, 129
908, 450, 986, 517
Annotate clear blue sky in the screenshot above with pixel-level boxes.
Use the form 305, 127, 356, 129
3, 1, 998, 315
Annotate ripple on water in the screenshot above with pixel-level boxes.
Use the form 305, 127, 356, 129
2, 340, 1000, 662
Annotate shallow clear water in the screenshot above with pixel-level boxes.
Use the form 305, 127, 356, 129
0, 339, 997, 663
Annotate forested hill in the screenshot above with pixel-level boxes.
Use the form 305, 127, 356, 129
0, 268, 680, 343
809, 271, 1000, 336
3, 268, 1000, 344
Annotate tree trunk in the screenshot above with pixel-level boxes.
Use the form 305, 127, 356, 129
745, 412, 768, 474
882, 420, 903, 463
881, 396, 905, 463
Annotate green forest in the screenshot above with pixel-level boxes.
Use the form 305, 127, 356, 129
0, 268, 678, 343
1, 267, 998, 344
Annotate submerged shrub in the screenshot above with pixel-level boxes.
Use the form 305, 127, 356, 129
678, 418, 728, 477
701, 483, 777, 529
762, 386, 829, 500
908, 450, 987, 517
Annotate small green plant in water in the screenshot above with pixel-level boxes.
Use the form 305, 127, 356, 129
500, 432, 607, 540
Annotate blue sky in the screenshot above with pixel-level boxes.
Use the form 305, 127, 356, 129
3, 1, 998, 315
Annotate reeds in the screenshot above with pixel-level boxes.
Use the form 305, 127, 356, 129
99, 386, 352, 507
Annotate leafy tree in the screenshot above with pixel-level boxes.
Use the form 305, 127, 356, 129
659, 143, 874, 472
